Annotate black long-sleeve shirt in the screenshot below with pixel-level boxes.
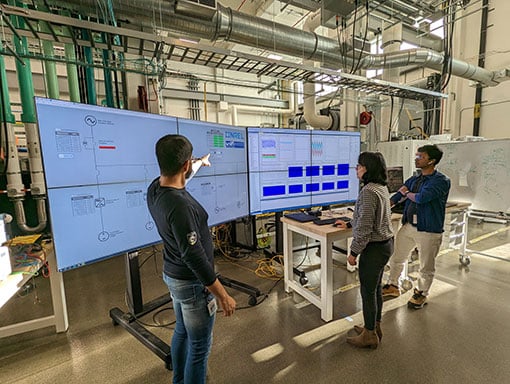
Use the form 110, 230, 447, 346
147, 178, 216, 286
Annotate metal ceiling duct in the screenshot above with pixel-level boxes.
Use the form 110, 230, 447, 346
39, 0, 499, 86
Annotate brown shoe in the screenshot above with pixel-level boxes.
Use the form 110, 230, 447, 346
353, 321, 382, 341
347, 328, 379, 349
382, 283, 400, 297
408, 288, 427, 309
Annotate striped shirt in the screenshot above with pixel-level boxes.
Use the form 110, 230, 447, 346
350, 182, 394, 256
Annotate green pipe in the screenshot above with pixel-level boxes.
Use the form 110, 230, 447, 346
0, 55, 15, 123
42, 40, 60, 99
37, 12, 60, 99
81, 29, 97, 105
9, 0, 36, 123
64, 44, 81, 102
0, 49, 159, 76
102, 40, 115, 107
61, 10, 80, 102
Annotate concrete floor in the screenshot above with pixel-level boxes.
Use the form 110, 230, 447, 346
1, 217, 510, 384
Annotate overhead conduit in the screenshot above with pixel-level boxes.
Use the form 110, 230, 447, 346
38, 0, 502, 87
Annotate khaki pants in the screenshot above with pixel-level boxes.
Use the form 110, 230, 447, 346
388, 223, 443, 296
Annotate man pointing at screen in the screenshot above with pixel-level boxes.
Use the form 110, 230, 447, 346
147, 134, 236, 384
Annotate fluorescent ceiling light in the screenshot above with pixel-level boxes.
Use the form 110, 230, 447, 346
267, 53, 282, 60
179, 38, 198, 44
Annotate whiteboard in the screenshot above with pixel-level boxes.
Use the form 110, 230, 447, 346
436, 139, 510, 213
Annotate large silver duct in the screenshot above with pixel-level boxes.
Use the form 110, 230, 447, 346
40, 0, 499, 86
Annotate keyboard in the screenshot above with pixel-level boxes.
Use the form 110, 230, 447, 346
284, 212, 317, 222
313, 216, 352, 225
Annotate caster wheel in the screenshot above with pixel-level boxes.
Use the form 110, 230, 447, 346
112, 319, 118, 326
460, 256, 471, 266
299, 276, 309, 286
248, 296, 257, 306
165, 361, 173, 371
402, 279, 413, 291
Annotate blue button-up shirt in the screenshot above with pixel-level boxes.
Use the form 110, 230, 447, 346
391, 170, 451, 233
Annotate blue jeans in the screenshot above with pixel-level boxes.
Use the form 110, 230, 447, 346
163, 274, 216, 384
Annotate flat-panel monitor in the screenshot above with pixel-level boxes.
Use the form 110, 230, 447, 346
310, 130, 360, 206
36, 97, 177, 271
387, 166, 404, 193
248, 128, 312, 214
248, 128, 360, 214
177, 119, 249, 226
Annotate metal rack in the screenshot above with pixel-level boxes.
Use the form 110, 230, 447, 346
0, 4, 446, 101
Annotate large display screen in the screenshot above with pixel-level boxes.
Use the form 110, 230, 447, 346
310, 130, 360, 206
178, 119, 249, 226
248, 128, 360, 214
36, 98, 176, 271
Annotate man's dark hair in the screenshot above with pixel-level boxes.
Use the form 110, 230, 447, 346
155, 134, 193, 176
418, 144, 443, 165
359, 151, 388, 186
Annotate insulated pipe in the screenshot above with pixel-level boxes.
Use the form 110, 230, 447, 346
0, 55, 24, 201
214, 5, 347, 67
61, 9, 80, 102
64, 43, 81, 102
9, 1, 47, 233
358, 49, 498, 86
82, 29, 97, 105
10, 7, 46, 197
302, 9, 332, 130
4, 123, 24, 199
229, 80, 295, 126
230, 103, 295, 126
13, 198, 47, 233
37, 0, 500, 87
102, 43, 115, 107
39, 16, 60, 99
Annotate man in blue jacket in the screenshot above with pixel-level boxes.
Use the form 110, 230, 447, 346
382, 144, 451, 309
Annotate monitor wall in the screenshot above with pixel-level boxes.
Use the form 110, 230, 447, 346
36, 99, 251, 271
36, 98, 177, 271
37, 98, 360, 271
178, 118, 249, 226
248, 128, 360, 214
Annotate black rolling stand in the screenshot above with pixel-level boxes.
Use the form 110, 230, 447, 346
218, 274, 262, 306
109, 250, 173, 370
109, 250, 263, 371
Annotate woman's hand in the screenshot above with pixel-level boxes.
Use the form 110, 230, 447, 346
347, 254, 357, 266
334, 219, 349, 229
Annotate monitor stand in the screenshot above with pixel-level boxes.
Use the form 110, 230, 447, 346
109, 250, 263, 370
109, 250, 173, 370
218, 274, 262, 307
